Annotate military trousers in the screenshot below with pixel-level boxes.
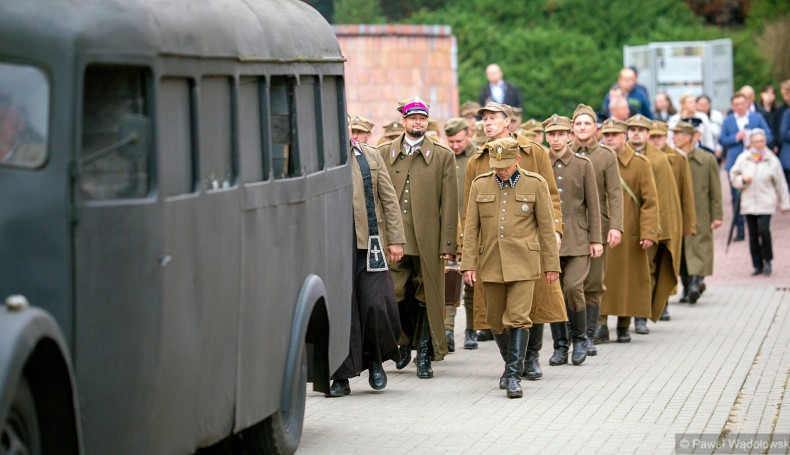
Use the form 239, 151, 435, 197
390, 255, 426, 304
583, 245, 608, 307
445, 283, 474, 330
482, 280, 535, 334
560, 255, 590, 312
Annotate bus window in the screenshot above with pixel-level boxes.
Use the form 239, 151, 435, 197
199, 76, 236, 190
238, 76, 263, 183
270, 77, 298, 179
0, 63, 48, 169
320, 76, 344, 168
79, 65, 151, 199
295, 76, 320, 174
159, 78, 197, 196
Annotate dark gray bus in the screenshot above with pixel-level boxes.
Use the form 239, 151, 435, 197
0, 0, 352, 453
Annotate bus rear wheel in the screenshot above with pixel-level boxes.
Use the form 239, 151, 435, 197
1, 376, 42, 455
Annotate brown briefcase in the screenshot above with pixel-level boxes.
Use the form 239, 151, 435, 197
444, 262, 462, 306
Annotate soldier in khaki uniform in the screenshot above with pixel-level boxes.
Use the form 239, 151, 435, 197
508, 107, 524, 133
376, 97, 458, 379
599, 119, 660, 343
649, 121, 697, 320
377, 121, 405, 146
626, 114, 683, 334
569, 104, 623, 353
460, 101, 481, 138
672, 122, 723, 303
461, 137, 560, 399
443, 117, 479, 351
539, 115, 602, 372
518, 118, 544, 144
350, 116, 374, 145
461, 102, 565, 351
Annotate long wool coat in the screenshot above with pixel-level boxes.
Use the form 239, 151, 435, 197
684, 148, 723, 276
377, 134, 458, 360
601, 145, 659, 318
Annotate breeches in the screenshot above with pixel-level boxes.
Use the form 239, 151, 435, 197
560, 255, 590, 312
482, 280, 535, 333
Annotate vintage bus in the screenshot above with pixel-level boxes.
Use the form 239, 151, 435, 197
0, 0, 352, 453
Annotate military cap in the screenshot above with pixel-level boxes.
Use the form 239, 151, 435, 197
511, 107, 524, 117
350, 116, 374, 133
572, 103, 598, 123
471, 121, 487, 148
477, 102, 512, 118
520, 118, 543, 132
427, 118, 440, 134
600, 118, 627, 134
444, 117, 468, 137
400, 96, 430, 117
516, 129, 537, 140
542, 114, 572, 133
460, 101, 481, 118
671, 121, 695, 136
382, 121, 404, 138
625, 114, 652, 129
486, 137, 520, 168
649, 121, 668, 136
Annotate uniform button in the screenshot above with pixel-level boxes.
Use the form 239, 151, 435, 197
500, 234, 505, 238
558, 164, 563, 168
501, 209, 506, 212
500, 226, 504, 230
406, 180, 410, 184
501, 217, 506, 221
502, 201, 507, 204
558, 176, 563, 180
558, 188, 564, 193
405, 189, 409, 193
554, 219, 559, 223
582, 152, 587, 156
403, 210, 407, 213
396, 169, 400, 173
400, 155, 404, 160
447, 241, 451, 245
575, 153, 580, 156
503, 192, 508, 196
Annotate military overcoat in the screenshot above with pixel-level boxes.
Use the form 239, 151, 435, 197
661, 144, 698, 236
684, 147, 723, 276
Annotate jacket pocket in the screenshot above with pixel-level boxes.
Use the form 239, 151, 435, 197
476, 193, 495, 217
514, 193, 537, 216
526, 240, 542, 277
577, 217, 589, 231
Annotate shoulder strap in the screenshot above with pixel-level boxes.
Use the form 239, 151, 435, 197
620, 176, 641, 210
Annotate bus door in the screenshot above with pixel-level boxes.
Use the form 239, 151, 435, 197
71, 64, 164, 454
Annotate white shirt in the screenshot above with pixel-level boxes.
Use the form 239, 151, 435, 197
489, 81, 505, 104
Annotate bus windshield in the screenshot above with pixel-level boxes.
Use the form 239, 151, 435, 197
0, 62, 48, 168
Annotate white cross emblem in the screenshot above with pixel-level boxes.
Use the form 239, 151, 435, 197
371, 245, 382, 262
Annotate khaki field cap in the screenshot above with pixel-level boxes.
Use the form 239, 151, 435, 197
601, 118, 627, 134
427, 118, 440, 133
626, 114, 652, 129
649, 121, 668, 136
477, 102, 512, 118
382, 121, 404, 138
671, 121, 695, 136
443, 117, 468, 137
459, 101, 481, 118
520, 118, 543, 132
512, 107, 524, 117
486, 137, 520, 168
542, 114, 572, 133
350, 116, 374, 133
572, 103, 598, 123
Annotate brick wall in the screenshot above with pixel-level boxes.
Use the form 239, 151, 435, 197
334, 24, 458, 144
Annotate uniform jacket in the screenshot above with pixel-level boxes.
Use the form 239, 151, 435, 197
377, 133, 458, 359
570, 140, 624, 239
454, 141, 477, 216
601, 145, 659, 319
661, 144, 698, 235
683, 147, 722, 276
461, 168, 560, 282
549, 146, 602, 256
720, 112, 772, 171
729, 150, 790, 215
351, 142, 405, 249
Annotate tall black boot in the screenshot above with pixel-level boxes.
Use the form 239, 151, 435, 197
679, 272, 689, 303
492, 330, 510, 389
395, 344, 411, 370
568, 310, 588, 366
585, 304, 599, 356
634, 317, 650, 334
688, 275, 701, 304
506, 328, 528, 398
415, 309, 433, 379
548, 322, 569, 365
523, 324, 543, 380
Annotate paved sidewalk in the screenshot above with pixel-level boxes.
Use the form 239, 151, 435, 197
300, 170, 789, 454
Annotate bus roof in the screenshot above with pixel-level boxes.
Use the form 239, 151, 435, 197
0, 0, 344, 62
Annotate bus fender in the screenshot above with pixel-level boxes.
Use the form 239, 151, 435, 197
283, 274, 326, 404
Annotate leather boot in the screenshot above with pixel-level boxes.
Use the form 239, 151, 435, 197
634, 317, 650, 334
395, 344, 411, 370
368, 362, 387, 390
415, 310, 433, 379
616, 327, 631, 343
506, 328, 528, 398
445, 328, 455, 353
688, 275, 701, 304
679, 273, 689, 303
476, 329, 494, 341
492, 330, 510, 389
659, 305, 670, 321
548, 322, 569, 365
585, 304, 599, 356
463, 329, 478, 350
699, 276, 708, 293
523, 324, 543, 380
568, 310, 588, 366
325, 379, 350, 398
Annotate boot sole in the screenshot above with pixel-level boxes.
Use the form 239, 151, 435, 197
523, 374, 542, 380
688, 291, 700, 303
616, 338, 631, 343
507, 390, 523, 398
572, 356, 586, 365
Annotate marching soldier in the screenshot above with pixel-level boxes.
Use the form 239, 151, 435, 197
377, 97, 458, 379
541, 115, 602, 369
460, 101, 481, 138
508, 107, 524, 133
599, 119, 659, 343
461, 137, 560, 398
378, 121, 405, 146
569, 104, 623, 354
626, 114, 683, 334
648, 121, 697, 320
443, 117, 479, 350
350, 116, 374, 144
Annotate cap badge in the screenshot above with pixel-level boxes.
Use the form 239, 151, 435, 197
496, 146, 503, 160
636, 114, 642, 121
552, 114, 558, 124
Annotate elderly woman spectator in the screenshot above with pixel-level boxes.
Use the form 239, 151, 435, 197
653, 92, 677, 122
729, 129, 790, 276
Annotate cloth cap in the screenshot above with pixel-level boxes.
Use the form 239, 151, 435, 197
520, 118, 543, 132
401, 96, 430, 117
477, 102, 512, 118
350, 116, 374, 133
542, 114, 572, 133
626, 114, 652, 129
572, 103, 598, 123
601, 118, 627, 134
427, 118, 440, 133
459, 101, 481, 118
671, 121, 695, 136
511, 107, 524, 117
649, 121, 668, 136
443, 117, 468, 137
486, 137, 520, 168
382, 121, 404, 138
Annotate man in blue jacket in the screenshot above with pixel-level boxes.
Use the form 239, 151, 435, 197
600, 68, 652, 120
720, 92, 773, 240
